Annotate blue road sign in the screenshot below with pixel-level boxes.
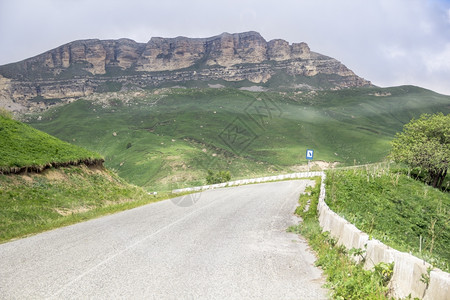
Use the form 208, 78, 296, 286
306, 149, 314, 160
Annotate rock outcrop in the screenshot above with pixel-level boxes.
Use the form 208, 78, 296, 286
0, 31, 372, 112
5, 38, 146, 77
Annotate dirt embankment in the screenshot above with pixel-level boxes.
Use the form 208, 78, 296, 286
0, 158, 105, 175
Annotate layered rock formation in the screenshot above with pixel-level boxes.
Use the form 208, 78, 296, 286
0, 31, 371, 112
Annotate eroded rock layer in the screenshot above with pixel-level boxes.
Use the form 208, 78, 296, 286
0, 31, 371, 112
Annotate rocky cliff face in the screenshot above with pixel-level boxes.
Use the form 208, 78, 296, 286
4, 38, 146, 77
0, 31, 371, 112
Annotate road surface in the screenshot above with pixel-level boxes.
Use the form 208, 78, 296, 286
0, 180, 328, 299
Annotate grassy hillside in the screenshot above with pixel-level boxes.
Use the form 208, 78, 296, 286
326, 166, 449, 272
0, 112, 102, 173
27, 85, 450, 191
0, 165, 161, 242
0, 113, 165, 242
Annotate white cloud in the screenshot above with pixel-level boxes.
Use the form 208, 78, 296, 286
425, 43, 450, 73
381, 45, 407, 59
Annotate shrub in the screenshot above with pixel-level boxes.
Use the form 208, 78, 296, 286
206, 170, 231, 184
390, 113, 449, 188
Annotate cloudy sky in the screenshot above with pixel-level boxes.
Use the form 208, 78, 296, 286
1, 0, 450, 95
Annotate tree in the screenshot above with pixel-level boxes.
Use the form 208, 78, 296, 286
390, 113, 449, 189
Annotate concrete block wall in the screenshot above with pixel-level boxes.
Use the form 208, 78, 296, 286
316, 172, 449, 300
424, 270, 450, 300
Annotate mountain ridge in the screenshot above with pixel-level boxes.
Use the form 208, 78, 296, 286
0, 32, 333, 73
0, 31, 372, 112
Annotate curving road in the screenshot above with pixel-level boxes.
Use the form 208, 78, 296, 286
0, 180, 328, 299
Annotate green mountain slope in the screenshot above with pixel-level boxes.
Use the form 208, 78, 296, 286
0, 113, 103, 173
0, 113, 162, 242
27, 85, 450, 191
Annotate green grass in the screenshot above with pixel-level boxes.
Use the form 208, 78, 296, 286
289, 177, 393, 299
27, 86, 450, 191
0, 165, 168, 243
0, 110, 169, 243
0, 114, 102, 173
325, 166, 450, 272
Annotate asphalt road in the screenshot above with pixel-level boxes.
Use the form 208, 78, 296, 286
0, 180, 328, 299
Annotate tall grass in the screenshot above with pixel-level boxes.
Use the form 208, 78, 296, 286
326, 166, 449, 271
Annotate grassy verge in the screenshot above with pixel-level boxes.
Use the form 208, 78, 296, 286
325, 166, 449, 272
288, 177, 393, 299
0, 165, 170, 243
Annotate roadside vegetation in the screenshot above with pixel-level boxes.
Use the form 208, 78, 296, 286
0, 165, 167, 243
390, 113, 449, 189
289, 113, 449, 297
0, 113, 168, 243
206, 169, 231, 184
289, 177, 393, 299
326, 166, 449, 272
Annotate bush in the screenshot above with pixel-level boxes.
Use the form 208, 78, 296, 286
206, 170, 231, 184
390, 113, 449, 189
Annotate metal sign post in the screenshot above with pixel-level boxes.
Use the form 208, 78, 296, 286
306, 149, 314, 174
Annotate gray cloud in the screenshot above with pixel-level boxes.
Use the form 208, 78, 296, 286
1, 0, 449, 95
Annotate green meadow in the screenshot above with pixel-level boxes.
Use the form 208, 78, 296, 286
28, 85, 450, 191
